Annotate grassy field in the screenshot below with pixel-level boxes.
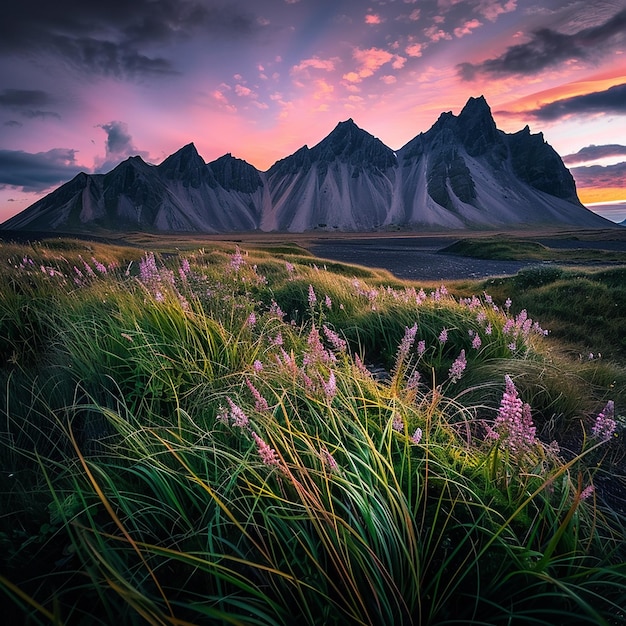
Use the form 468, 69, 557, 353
0, 234, 624, 625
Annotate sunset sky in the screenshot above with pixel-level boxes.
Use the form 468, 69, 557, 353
1, 0, 625, 223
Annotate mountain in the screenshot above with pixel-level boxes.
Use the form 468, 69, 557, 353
1, 97, 612, 233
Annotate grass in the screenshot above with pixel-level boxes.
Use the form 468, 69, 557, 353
0, 236, 625, 625
440, 237, 626, 263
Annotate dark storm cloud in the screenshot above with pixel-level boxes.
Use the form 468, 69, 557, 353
531, 83, 626, 121
457, 8, 626, 80
0, 89, 60, 120
95, 121, 150, 172
50, 36, 177, 78
563, 144, 626, 166
0, 1, 260, 79
3, 120, 23, 127
0, 148, 83, 192
99, 121, 135, 156
0, 89, 53, 107
571, 162, 626, 189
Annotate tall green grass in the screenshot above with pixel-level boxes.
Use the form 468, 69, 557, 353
1, 239, 624, 625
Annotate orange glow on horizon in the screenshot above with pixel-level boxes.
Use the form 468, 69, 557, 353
577, 187, 626, 204
498, 73, 626, 115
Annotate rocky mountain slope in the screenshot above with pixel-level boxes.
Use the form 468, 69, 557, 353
1, 96, 612, 233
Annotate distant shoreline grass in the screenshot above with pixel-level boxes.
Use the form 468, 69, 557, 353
1, 234, 625, 624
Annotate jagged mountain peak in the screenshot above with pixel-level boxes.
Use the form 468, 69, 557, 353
1, 95, 613, 233
310, 117, 397, 170
209, 153, 263, 193
157, 141, 216, 188
158, 142, 204, 168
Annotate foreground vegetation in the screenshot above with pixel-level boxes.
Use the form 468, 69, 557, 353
0, 237, 624, 625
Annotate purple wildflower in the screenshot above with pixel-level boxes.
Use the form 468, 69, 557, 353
226, 397, 249, 428
181, 258, 191, 275
411, 428, 423, 444
277, 348, 298, 375
472, 333, 482, 350
230, 246, 245, 271
92, 257, 107, 274
139, 252, 159, 284
580, 485, 595, 501
324, 295, 332, 309
246, 378, 269, 412
323, 371, 337, 399
488, 375, 536, 456
285, 261, 295, 276
253, 359, 264, 373
269, 300, 285, 319
391, 413, 404, 432
448, 349, 467, 383
591, 401, 617, 442
308, 284, 317, 307
417, 340, 426, 356
304, 327, 335, 366
80, 256, 96, 277
397, 323, 418, 362
354, 354, 372, 378
246, 312, 257, 327
322, 325, 347, 353
406, 369, 421, 391
251, 432, 281, 468
438, 328, 448, 344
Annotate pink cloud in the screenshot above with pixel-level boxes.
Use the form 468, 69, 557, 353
406, 43, 424, 57
365, 14, 384, 25
348, 47, 406, 81
477, 0, 517, 22
425, 26, 452, 42
313, 79, 334, 99
235, 85, 254, 97
381, 75, 397, 84
291, 57, 336, 73
343, 71, 361, 83
454, 19, 482, 38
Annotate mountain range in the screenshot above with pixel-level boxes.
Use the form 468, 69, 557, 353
1, 96, 613, 233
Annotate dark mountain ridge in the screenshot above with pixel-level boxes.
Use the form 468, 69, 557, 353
2, 96, 612, 233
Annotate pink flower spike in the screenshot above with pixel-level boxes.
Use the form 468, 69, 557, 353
580, 485, 595, 501
591, 401, 616, 442
391, 413, 404, 432
472, 334, 482, 350
251, 432, 281, 468
323, 370, 337, 399
411, 428, 423, 444
226, 397, 249, 428
448, 349, 467, 383
246, 378, 269, 412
